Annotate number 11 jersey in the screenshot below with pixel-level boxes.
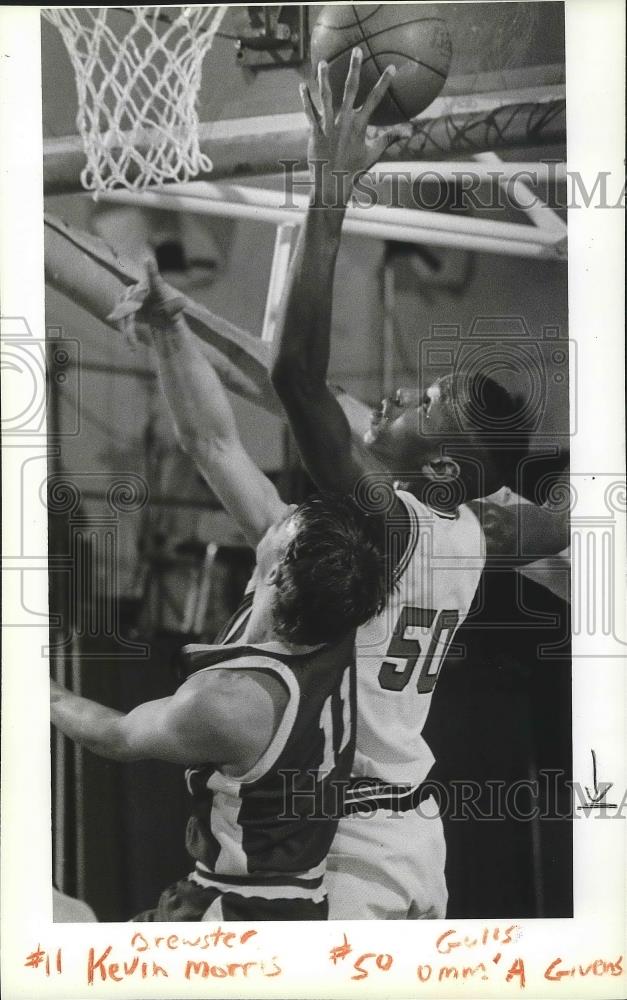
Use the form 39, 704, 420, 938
352, 489, 485, 785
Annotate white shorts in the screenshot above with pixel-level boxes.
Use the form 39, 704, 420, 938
325, 796, 447, 920
53, 887, 98, 922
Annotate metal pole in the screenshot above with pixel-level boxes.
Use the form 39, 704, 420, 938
281, 161, 568, 185
42, 87, 566, 195
475, 152, 567, 237
100, 189, 566, 261
261, 222, 297, 343
131, 182, 563, 246
382, 251, 396, 400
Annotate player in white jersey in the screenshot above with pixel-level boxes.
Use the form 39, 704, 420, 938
130, 255, 563, 919
350, 493, 483, 788
324, 490, 485, 918
118, 62, 566, 919
270, 50, 569, 918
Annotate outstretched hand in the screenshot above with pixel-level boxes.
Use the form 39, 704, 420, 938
140, 259, 186, 332
107, 258, 186, 348
300, 47, 412, 205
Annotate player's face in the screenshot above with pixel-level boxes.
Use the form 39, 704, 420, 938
364, 383, 458, 471
255, 505, 299, 580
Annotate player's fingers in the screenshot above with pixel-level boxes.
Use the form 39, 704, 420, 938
121, 313, 138, 350
145, 256, 159, 283
299, 82, 322, 132
317, 60, 334, 129
358, 65, 396, 124
342, 47, 363, 109
145, 256, 169, 301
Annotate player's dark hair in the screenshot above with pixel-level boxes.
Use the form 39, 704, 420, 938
436, 371, 529, 494
272, 493, 389, 646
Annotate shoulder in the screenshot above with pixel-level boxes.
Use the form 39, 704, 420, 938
179, 658, 291, 718
466, 496, 528, 561
374, 488, 416, 571
473, 486, 527, 508
173, 658, 293, 769
466, 496, 509, 540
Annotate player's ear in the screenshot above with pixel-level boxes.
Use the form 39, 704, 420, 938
421, 456, 461, 481
263, 561, 282, 588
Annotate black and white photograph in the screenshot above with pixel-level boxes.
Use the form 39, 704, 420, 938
1, 2, 625, 998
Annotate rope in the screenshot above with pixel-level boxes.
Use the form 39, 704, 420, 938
43, 6, 227, 193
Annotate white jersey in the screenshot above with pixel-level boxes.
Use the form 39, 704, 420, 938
352, 489, 485, 784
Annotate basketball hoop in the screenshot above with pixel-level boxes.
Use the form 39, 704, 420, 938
43, 6, 227, 194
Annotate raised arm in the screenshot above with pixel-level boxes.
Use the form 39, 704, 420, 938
141, 261, 286, 547
270, 49, 408, 496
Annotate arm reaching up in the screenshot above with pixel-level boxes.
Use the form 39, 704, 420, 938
271, 48, 410, 496
140, 261, 286, 547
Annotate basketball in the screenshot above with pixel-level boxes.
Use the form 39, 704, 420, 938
310, 4, 452, 125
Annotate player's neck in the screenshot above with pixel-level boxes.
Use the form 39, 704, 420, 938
242, 613, 278, 644
243, 588, 318, 652
395, 474, 461, 515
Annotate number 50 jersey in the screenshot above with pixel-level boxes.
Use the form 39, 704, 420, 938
352, 489, 485, 785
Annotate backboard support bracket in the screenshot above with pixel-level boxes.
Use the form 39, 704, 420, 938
235, 5, 308, 68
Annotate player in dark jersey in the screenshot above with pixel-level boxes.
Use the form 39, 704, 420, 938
53, 257, 389, 921
50, 491, 387, 920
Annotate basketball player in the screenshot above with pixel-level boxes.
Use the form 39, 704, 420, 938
51, 291, 389, 921
51, 490, 387, 921
118, 79, 565, 918
269, 50, 569, 919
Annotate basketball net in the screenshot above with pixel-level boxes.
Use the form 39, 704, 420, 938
43, 6, 227, 194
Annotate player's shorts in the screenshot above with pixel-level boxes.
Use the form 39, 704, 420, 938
326, 789, 447, 920
132, 866, 328, 921
53, 887, 97, 922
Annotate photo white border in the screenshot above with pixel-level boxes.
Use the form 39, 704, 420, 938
1, 2, 625, 998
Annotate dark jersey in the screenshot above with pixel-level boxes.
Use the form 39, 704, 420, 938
214, 590, 254, 645
180, 627, 356, 889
